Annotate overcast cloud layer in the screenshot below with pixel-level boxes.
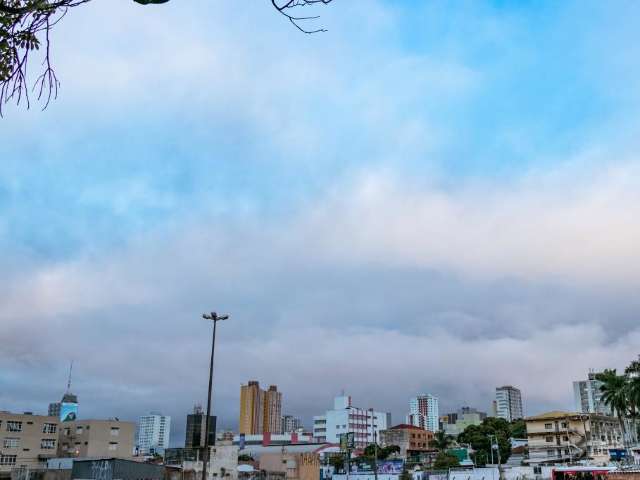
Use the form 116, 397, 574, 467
2, 0, 640, 445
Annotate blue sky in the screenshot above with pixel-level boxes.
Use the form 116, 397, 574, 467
2, 0, 640, 445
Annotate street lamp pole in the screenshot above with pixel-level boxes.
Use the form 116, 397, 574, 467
201, 312, 230, 480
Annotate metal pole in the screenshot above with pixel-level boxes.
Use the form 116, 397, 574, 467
202, 318, 217, 480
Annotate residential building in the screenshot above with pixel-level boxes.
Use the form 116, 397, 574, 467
239, 381, 282, 435
0, 411, 59, 475
185, 405, 216, 449
281, 416, 303, 434
573, 371, 612, 415
136, 413, 171, 456
525, 411, 624, 465
495, 386, 523, 422
57, 419, 135, 458
312, 395, 390, 448
406, 394, 439, 433
442, 407, 487, 437
259, 452, 320, 480
379, 424, 434, 458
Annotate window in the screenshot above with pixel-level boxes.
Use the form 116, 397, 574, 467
3, 438, 20, 448
110, 427, 120, 436
563, 436, 569, 441
547, 449, 555, 456
64, 428, 71, 436
41, 439, 56, 450
76, 427, 84, 434
43, 423, 57, 434
108, 442, 118, 451
0, 455, 17, 466
6, 421, 23, 432
545, 436, 553, 443
544, 423, 553, 429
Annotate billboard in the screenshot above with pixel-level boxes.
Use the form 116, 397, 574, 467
60, 402, 78, 422
377, 460, 404, 475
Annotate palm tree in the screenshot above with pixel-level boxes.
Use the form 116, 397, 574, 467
596, 369, 630, 454
430, 431, 454, 451
624, 359, 640, 445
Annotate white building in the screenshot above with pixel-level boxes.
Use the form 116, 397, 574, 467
136, 413, 171, 455
312, 395, 391, 448
406, 394, 439, 432
495, 386, 523, 422
183, 444, 239, 480
573, 371, 612, 415
281, 415, 303, 433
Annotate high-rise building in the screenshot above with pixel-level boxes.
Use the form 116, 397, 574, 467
406, 394, 439, 432
495, 386, 523, 421
185, 405, 216, 448
50, 363, 78, 422
136, 413, 171, 455
573, 371, 611, 415
239, 381, 283, 435
281, 415, 303, 433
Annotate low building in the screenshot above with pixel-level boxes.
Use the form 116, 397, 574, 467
58, 420, 135, 459
71, 458, 163, 480
259, 452, 320, 480
525, 411, 624, 465
379, 424, 434, 459
442, 408, 486, 437
0, 411, 60, 476
179, 444, 239, 480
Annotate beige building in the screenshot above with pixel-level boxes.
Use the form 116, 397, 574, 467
379, 424, 434, 458
0, 411, 60, 475
239, 382, 282, 435
259, 452, 320, 480
525, 411, 624, 465
182, 444, 239, 480
57, 419, 135, 459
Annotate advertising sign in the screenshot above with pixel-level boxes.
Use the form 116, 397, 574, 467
60, 402, 78, 422
377, 460, 404, 475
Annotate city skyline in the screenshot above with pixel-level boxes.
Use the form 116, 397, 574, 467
3, 0, 640, 451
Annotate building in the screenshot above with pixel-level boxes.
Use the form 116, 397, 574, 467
169, 444, 239, 480
57, 419, 135, 459
281, 416, 303, 434
239, 382, 282, 435
379, 424, 434, 458
185, 405, 216, 449
442, 407, 487, 437
573, 372, 612, 415
259, 452, 320, 480
312, 395, 390, 448
406, 394, 439, 433
495, 386, 523, 422
136, 413, 171, 456
71, 458, 164, 480
525, 411, 624, 465
48, 403, 61, 419
0, 411, 59, 475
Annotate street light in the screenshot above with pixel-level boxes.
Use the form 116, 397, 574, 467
201, 312, 230, 480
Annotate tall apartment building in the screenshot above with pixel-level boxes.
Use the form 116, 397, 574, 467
136, 413, 171, 455
281, 415, 303, 433
573, 372, 611, 415
495, 386, 523, 422
312, 394, 391, 448
185, 405, 216, 449
58, 419, 135, 459
239, 381, 282, 435
406, 394, 439, 432
0, 411, 59, 475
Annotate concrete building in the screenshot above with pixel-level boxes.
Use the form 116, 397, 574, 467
185, 405, 216, 449
573, 372, 612, 415
178, 444, 239, 480
71, 458, 164, 480
525, 411, 624, 465
406, 394, 439, 433
57, 419, 135, 459
312, 395, 390, 448
442, 407, 487, 436
0, 411, 59, 475
259, 452, 320, 480
239, 382, 282, 435
495, 386, 523, 422
379, 424, 434, 458
136, 413, 171, 456
281, 416, 303, 434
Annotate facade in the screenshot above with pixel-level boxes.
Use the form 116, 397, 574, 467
136, 413, 171, 456
48, 404, 61, 419
573, 372, 612, 415
525, 411, 624, 465
71, 458, 164, 480
312, 395, 390, 448
495, 386, 523, 422
407, 394, 439, 433
179, 444, 239, 480
379, 424, 434, 458
239, 382, 282, 435
442, 407, 486, 437
185, 405, 216, 449
259, 452, 320, 480
281, 416, 303, 434
57, 419, 135, 459
0, 411, 59, 475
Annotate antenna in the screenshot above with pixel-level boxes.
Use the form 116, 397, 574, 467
66, 361, 74, 393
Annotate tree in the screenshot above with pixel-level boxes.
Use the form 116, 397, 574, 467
457, 418, 512, 466
509, 419, 527, 439
0, 0, 334, 114
432, 451, 460, 470
328, 454, 344, 472
430, 431, 454, 450
596, 369, 630, 449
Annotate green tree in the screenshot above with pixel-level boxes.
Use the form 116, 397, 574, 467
328, 455, 344, 472
509, 419, 527, 439
433, 452, 461, 470
596, 369, 631, 450
430, 431, 454, 450
458, 418, 512, 466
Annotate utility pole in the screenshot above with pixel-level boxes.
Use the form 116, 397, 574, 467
201, 312, 230, 480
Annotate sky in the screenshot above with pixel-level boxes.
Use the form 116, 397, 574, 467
1, 0, 640, 446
